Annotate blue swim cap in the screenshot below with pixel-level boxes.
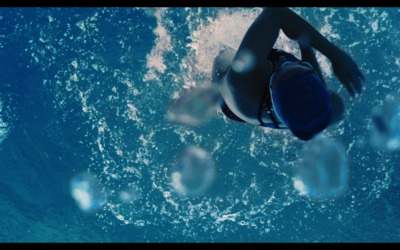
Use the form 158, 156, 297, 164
271, 72, 332, 141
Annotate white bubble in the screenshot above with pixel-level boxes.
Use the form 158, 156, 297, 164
118, 185, 141, 203
231, 49, 256, 74
71, 60, 78, 69
70, 172, 106, 213
370, 94, 400, 151
167, 86, 220, 127
293, 137, 348, 200
171, 145, 216, 197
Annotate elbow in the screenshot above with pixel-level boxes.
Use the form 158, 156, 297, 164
262, 7, 288, 17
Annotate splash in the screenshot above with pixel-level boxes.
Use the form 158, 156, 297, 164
143, 8, 173, 82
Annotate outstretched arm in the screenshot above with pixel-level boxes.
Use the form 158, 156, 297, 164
273, 7, 365, 97
230, 7, 364, 97
278, 7, 365, 97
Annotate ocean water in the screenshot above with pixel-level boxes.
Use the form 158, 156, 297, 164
1, 7, 400, 242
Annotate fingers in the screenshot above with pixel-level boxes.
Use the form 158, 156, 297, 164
345, 67, 364, 98
333, 59, 365, 98
351, 70, 363, 94
354, 68, 365, 94
342, 78, 355, 97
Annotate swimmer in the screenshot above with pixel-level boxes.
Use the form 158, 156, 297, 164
212, 8, 364, 141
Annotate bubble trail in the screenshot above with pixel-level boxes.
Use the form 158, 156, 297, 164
70, 172, 106, 213
167, 86, 221, 127
292, 137, 348, 201
370, 94, 400, 151
171, 145, 216, 197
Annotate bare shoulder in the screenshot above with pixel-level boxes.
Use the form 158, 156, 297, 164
219, 55, 273, 125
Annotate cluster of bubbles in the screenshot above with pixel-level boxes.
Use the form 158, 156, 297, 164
65, 38, 400, 207
166, 83, 221, 198
69, 88, 400, 211
62, 7, 400, 216
70, 82, 219, 211
369, 94, 400, 152
163, 39, 257, 200
71, 172, 141, 213
163, 64, 400, 202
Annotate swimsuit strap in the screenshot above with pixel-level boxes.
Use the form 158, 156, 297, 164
256, 49, 300, 129
257, 83, 286, 129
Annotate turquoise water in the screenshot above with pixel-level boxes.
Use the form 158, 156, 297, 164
1, 7, 400, 242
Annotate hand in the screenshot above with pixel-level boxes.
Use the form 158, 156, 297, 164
330, 48, 365, 97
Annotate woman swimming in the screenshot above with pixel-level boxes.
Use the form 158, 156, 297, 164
212, 7, 364, 141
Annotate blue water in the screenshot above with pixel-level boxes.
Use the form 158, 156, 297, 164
1, 7, 400, 242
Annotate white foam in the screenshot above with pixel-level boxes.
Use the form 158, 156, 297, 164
184, 9, 261, 78
0, 98, 9, 146
371, 19, 379, 32
125, 103, 141, 123
143, 8, 173, 82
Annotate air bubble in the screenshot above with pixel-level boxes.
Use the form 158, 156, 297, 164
167, 86, 220, 127
292, 137, 348, 200
70, 172, 106, 213
118, 185, 141, 203
171, 145, 216, 197
231, 49, 256, 74
370, 94, 400, 151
